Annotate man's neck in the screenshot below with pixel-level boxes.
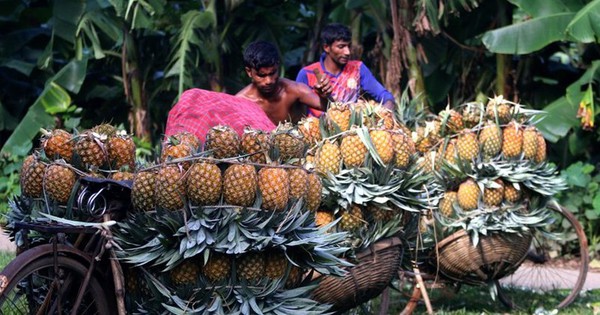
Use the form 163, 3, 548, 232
323, 56, 342, 75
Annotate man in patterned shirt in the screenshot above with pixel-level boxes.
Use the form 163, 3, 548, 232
236, 40, 332, 124
296, 23, 395, 116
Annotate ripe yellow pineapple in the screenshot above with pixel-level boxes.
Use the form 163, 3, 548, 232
316, 140, 341, 175
339, 204, 365, 231
107, 132, 136, 171
486, 97, 513, 124
439, 109, 464, 134
42, 129, 73, 162
186, 162, 222, 205
21, 155, 46, 198
483, 179, 505, 207
258, 166, 290, 211
391, 130, 415, 169
522, 126, 538, 160
170, 259, 200, 285
131, 170, 157, 212
223, 163, 257, 207
204, 125, 241, 159
417, 151, 436, 173
297, 116, 322, 146
370, 129, 394, 164
479, 120, 503, 159
457, 179, 480, 211
288, 168, 308, 199
327, 102, 351, 131
456, 130, 479, 161
111, 171, 134, 181
240, 127, 271, 164
503, 181, 522, 203
306, 172, 322, 212
202, 253, 231, 282
374, 106, 397, 130
340, 132, 367, 168
534, 131, 547, 163
161, 136, 193, 168
315, 210, 334, 227
272, 123, 305, 161
462, 102, 483, 128
44, 164, 76, 203
237, 252, 265, 281
502, 121, 523, 158
436, 138, 457, 168
75, 131, 108, 168
439, 191, 457, 217
172, 131, 201, 151
415, 120, 441, 153
265, 251, 288, 280
156, 165, 185, 211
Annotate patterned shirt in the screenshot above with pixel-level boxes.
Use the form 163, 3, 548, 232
296, 53, 394, 116
164, 88, 275, 143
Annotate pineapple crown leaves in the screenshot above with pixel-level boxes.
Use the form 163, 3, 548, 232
491, 160, 567, 196
393, 86, 427, 128
355, 126, 385, 167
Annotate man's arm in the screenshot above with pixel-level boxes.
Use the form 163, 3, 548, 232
294, 80, 329, 111
359, 63, 396, 110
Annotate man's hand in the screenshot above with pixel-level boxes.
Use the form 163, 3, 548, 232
313, 69, 333, 101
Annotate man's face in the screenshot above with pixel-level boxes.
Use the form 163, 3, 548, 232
324, 39, 351, 66
246, 65, 280, 96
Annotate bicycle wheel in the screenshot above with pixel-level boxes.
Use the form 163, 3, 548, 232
0, 255, 112, 314
497, 203, 589, 310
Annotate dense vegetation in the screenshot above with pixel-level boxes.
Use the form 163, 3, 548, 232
1, 0, 599, 258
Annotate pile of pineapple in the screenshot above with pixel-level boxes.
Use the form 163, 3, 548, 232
421, 95, 566, 241
304, 101, 439, 250
115, 124, 349, 314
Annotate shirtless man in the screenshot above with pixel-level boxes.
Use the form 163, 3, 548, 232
236, 40, 332, 124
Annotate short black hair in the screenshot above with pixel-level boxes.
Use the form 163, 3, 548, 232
243, 40, 280, 70
320, 23, 351, 46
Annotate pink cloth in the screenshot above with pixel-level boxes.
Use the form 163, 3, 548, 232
164, 88, 276, 143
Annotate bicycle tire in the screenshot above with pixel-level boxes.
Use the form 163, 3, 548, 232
497, 203, 589, 310
0, 255, 111, 315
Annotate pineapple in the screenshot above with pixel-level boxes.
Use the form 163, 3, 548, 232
374, 106, 396, 130
415, 121, 440, 153
315, 210, 334, 227
131, 170, 157, 212
75, 131, 108, 168
237, 252, 265, 281
111, 171, 134, 181
391, 130, 415, 169
91, 123, 117, 137
172, 131, 201, 151
21, 155, 46, 198
285, 265, 303, 288
265, 251, 288, 280
483, 179, 505, 207
306, 172, 322, 212
240, 127, 271, 164
223, 163, 257, 207
417, 151, 436, 173
156, 165, 185, 211
439, 109, 464, 134
439, 191, 457, 217
502, 121, 523, 158
339, 204, 365, 231
186, 162, 222, 205
479, 120, 503, 159
204, 125, 240, 159
370, 129, 394, 164
503, 181, 522, 203
486, 97, 513, 124
170, 259, 200, 285
161, 136, 193, 167
462, 102, 483, 128
44, 164, 76, 203
366, 203, 395, 221
298, 116, 322, 146
457, 179, 480, 211
258, 166, 290, 211
272, 123, 305, 161
288, 168, 308, 199
456, 130, 479, 161
534, 131, 547, 163
340, 132, 367, 168
41, 129, 73, 162
436, 138, 457, 167
316, 140, 341, 175
203, 253, 231, 282
327, 102, 351, 131
107, 131, 136, 171
522, 126, 538, 160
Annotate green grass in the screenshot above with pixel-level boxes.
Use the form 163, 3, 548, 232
0, 251, 15, 270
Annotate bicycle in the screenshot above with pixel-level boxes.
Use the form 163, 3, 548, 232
0, 177, 132, 315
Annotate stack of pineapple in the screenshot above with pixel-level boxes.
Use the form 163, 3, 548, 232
116, 123, 349, 314
425, 95, 566, 242
305, 100, 439, 250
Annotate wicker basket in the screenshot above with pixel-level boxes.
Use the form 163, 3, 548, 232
312, 237, 403, 313
432, 230, 532, 285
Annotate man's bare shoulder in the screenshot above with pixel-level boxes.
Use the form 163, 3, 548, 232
280, 78, 311, 94
236, 84, 258, 100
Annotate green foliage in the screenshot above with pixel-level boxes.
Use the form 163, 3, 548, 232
0, 156, 23, 225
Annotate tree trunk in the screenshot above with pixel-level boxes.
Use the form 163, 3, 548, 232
122, 28, 149, 141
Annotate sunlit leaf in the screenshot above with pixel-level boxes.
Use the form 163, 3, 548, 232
565, 0, 600, 43
508, 0, 574, 17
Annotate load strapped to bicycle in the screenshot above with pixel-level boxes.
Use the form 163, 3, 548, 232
0, 93, 589, 314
